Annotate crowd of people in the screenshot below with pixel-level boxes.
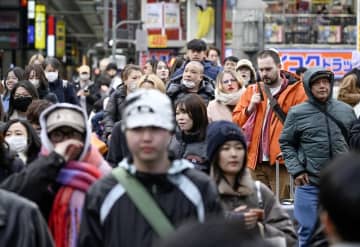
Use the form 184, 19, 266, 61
0, 38, 360, 247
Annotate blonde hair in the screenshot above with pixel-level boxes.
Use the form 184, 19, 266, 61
137, 74, 166, 94
215, 70, 243, 93
28, 53, 45, 66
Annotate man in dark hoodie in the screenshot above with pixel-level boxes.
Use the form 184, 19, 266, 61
280, 67, 356, 247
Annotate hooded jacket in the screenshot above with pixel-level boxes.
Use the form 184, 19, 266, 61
214, 170, 297, 247
232, 70, 307, 169
1, 103, 111, 219
166, 75, 214, 106
280, 67, 356, 185
78, 159, 223, 247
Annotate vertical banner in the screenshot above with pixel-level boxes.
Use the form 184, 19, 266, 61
56, 20, 65, 58
357, 2, 360, 51
47, 15, 55, 57
27, 0, 35, 47
164, 3, 180, 29
145, 3, 163, 29
35, 4, 46, 50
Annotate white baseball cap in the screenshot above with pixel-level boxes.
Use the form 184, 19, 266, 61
122, 89, 175, 131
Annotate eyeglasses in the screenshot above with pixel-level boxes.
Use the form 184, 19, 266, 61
222, 79, 237, 84
49, 128, 83, 143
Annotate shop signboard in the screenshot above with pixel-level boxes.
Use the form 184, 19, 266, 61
35, 4, 46, 50
278, 49, 353, 79
164, 3, 180, 29
148, 34, 167, 48
145, 3, 163, 29
56, 20, 66, 58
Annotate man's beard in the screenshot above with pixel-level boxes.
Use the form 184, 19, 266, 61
263, 75, 279, 86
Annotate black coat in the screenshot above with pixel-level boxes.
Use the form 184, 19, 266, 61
78, 160, 223, 247
102, 84, 127, 138
0, 189, 54, 246
0, 152, 65, 219
0, 151, 24, 184
106, 121, 129, 167
48, 78, 78, 105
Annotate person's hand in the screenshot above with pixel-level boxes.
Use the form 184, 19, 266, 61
247, 93, 262, 114
54, 139, 84, 162
295, 172, 310, 186
233, 205, 259, 229
249, 208, 265, 221
100, 85, 109, 93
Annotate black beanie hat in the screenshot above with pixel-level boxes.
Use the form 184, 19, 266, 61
206, 120, 247, 162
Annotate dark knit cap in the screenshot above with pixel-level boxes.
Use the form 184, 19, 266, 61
206, 120, 247, 162
105, 62, 118, 71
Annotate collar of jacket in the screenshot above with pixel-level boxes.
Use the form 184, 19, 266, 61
119, 158, 194, 175
217, 169, 254, 196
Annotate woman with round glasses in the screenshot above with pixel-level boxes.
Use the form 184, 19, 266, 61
207, 70, 244, 122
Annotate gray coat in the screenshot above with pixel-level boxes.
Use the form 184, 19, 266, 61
280, 67, 356, 185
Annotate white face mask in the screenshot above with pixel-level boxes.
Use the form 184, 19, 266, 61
181, 80, 196, 89
29, 79, 40, 88
45, 71, 58, 82
5, 135, 28, 153
79, 74, 90, 81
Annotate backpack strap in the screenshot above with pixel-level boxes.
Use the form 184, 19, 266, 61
255, 181, 264, 209
111, 167, 174, 238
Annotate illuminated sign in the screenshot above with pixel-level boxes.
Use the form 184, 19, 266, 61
279, 49, 353, 79
148, 34, 167, 48
35, 4, 46, 49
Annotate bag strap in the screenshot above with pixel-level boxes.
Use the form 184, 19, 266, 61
255, 181, 264, 209
111, 167, 175, 238
309, 102, 349, 141
262, 84, 287, 123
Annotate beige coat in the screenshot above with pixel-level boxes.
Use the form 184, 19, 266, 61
338, 74, 360, 107
207, 100, 233, 123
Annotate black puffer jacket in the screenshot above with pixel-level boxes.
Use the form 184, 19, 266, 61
166, 76, 214, 106
0, 189, 54, 246
102, 84, 127, 138
0, 151, 24, 184
78, 159, 223, 247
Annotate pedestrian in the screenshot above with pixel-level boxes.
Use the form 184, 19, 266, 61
166, 61, 214, 105
279, 67, 356, 246
0, 103, 111, 246
24, 64, 58, 103
206, 46, 221, 66
236, 59, 257, 87
3, 119, 41, 164
338, 50, 360, 107
102, 64, 143, 142
74, 64, 99, 115
78, 89, 223, 247
43, 57, 78, 105
26, 99, 53, 135
169, 93, 210, 173
233, 49, 307, 200
143, 58, 158, 75
206, 120, 297, 246
319, 153, 360, 246
0, 188, 55, 246
137, 74, 166, 93
7, 80, 39, 120
171, 39, 221, 81
207, 70, 244, 122
2, 67, 25, 112
223, 56, 239, 71
28, 53, 45, 66
0, 130, 23, 183
155, 60, 170, 85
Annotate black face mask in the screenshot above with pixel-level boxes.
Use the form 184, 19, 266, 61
13, 96, 32, 112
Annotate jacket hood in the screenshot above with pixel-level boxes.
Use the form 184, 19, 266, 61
39, 103, 91, 161
119, 158, 194, 174
303, 67, 334, 102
